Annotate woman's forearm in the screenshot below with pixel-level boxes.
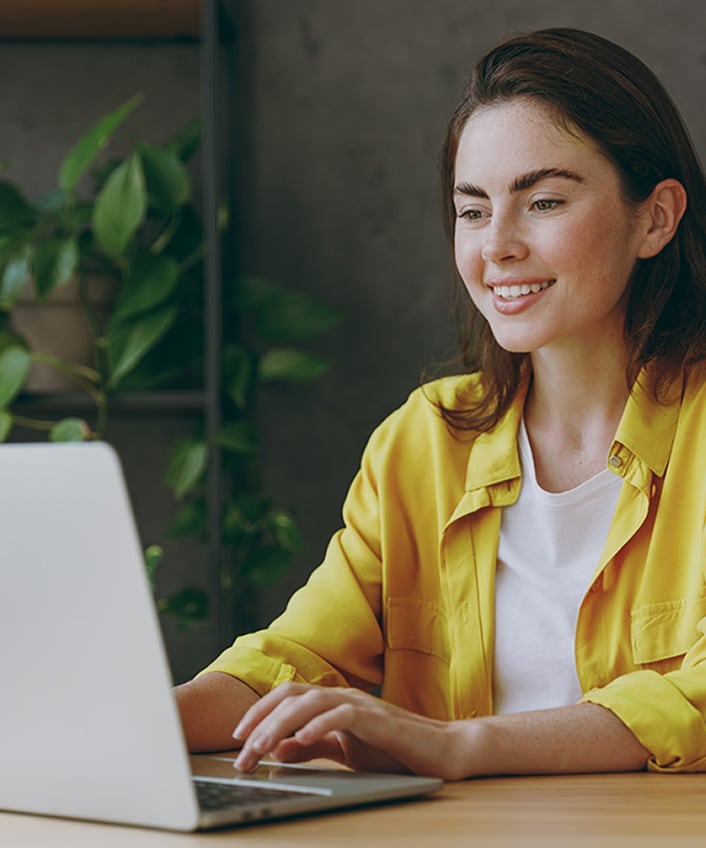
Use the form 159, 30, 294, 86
458, 701, 650, 777
175, 671, 260, 753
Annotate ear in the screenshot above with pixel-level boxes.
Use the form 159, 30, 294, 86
637, 178, 687, 259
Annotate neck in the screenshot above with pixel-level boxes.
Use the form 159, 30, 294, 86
523, 344, 630, 491
527, 343, 630, 434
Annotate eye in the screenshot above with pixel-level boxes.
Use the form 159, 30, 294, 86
532, 198, 563, 212
456, 207, 488, 221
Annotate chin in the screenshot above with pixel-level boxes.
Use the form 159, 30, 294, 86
491, 335, 536, 355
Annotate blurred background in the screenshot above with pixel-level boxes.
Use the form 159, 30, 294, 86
4, 0, 706, 682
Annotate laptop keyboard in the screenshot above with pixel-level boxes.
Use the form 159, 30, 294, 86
195, 779, 315, 811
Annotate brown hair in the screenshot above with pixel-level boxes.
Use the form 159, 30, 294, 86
438, 28, 706, 431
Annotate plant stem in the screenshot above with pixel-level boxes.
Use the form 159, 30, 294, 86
31, 351, 100, 386
76, 271, 111, 436
151, 212, 181, 254
11, 412, 60, 432
177, 243, 206, 276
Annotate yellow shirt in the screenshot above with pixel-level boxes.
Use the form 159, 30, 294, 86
203, 365, 706, 773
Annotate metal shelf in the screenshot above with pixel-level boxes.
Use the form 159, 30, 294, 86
12, 391, 206, 417
0, 1, 200, 40
6, 0, 228, 655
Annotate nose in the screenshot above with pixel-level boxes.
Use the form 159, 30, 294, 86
480, 214, 528, 263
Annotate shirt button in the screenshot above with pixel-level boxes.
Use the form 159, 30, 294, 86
608, 455, 623, 468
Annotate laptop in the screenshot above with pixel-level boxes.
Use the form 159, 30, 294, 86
0, 441, 442, 831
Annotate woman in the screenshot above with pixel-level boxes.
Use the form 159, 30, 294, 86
177, 28, 706, 779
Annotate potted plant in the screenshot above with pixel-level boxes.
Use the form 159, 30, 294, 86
0, 98, 339, 632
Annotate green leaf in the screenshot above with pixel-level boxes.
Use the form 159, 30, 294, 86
270, 511, 305, 553
0, 345, 31, 406
229, 275, 274, 311
157, 587, 208, 628
222, 494, 271, 544
33, 236, 79, 300
0, 410, 12, 442
92, 154, 147, 258
165, 438, 208, 499
259, 348, 331, 382
49, 418, 90, 442
161, 204, 203, 264
0, 328, 26, 355
34, 188, 69, 213
58, 199, 93, 232
58, 95, 143, 192
165, 117, 202, 162
139, 143, 190, 214
107, 303, 178, 388
168, 498, 207, 538
256, 287, 340, 344
0, 245, 32, 308
214, 420, 257, 455
223, 345, 254, 410
0, 182, 35, 231
112, 314, 202, 391
112, 251, 179, 320
91, 156, 122, 193
144, 545, 164, 588
246, 545, 294, 588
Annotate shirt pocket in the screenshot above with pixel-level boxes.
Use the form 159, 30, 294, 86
630, 588, 706, 669
385, 597, 451, 661
382, 597, 452, 719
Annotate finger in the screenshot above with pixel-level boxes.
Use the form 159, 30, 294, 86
288, 699, 451, 778
278, 724, 409, 774
271, 733, 345, 765
234, 686, 343, 771
292, 703, 359, 746
232, 682, 309, 743
236, 700, 363, 773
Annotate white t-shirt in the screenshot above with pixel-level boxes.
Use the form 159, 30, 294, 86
492, 420, 622, 715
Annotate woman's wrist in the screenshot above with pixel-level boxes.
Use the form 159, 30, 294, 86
442, 719, 491, 781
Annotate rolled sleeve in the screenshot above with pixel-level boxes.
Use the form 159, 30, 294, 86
584, 662, 706, 772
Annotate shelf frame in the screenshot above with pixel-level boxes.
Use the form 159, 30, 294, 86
0, 1, 200, 40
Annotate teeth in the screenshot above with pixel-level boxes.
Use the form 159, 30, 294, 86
494, 280, 555, 300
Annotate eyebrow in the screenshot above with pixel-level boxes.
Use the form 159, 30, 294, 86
454, 167, 585, 199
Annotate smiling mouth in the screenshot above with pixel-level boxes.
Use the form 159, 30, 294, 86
492, 279, 556, 300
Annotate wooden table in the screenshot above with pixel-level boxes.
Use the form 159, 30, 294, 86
2, 771, 706, 847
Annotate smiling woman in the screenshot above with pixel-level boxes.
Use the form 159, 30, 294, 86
176, 28, 706, 782
451, 99, 685, 362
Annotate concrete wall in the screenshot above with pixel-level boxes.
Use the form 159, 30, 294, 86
6, 2, 706, 682
239, 1, 706, 630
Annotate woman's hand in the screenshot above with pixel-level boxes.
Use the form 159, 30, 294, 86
231, 685, 651, 780
232, 682, 469, 780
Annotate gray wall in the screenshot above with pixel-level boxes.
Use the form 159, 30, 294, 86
6, 3, 706, 682
241, 1, 706, 630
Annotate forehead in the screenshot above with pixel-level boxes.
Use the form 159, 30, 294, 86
455, 99, 603, 181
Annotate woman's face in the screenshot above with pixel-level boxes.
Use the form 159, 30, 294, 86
452, 99, 652, 358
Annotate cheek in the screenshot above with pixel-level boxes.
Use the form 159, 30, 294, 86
454, 250, 486, 313
453, 235, 482, 286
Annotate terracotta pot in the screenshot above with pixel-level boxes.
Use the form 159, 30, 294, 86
11, 276, 117, 392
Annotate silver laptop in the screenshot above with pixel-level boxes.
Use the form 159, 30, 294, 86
0, 442, 442, 831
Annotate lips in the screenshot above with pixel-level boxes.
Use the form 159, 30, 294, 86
490, 279, 556, 300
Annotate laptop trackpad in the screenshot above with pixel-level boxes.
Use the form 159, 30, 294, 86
190, 755, 349, 788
